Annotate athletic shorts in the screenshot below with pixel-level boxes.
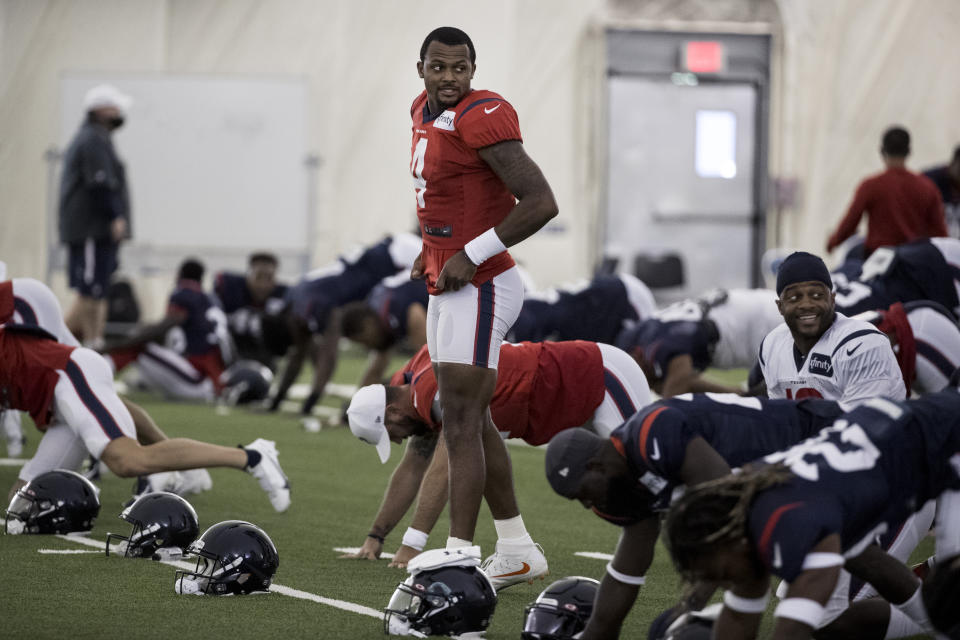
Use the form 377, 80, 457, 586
426, 266, 524, 369
68, 238, 118, 299
592, 343, 652, 436
20, 347, 135, 481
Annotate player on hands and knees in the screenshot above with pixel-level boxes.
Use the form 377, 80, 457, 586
615, 288, 782, 397
266, 232, 421, 415
409, 26, 557, 565
1, 276, 212, 497
664, 391, 960, 640
340, 274, 429, 388
343, 340, 649, 588
544, 393, 845, 639
0, 281, 291, 513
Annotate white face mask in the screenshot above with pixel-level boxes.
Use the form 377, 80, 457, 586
175, 575, 207, 596
384, 613, 427, 638
5, 518, 26, 535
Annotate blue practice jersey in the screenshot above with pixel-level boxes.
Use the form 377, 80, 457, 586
835, 240, 960, 316
748, 390, 960, 582
599, 393, 843, 525
366, 276, 429, 346
167, 281, 229, 358
287, 236, 405, 333
509, 275, 638, 344
615, 318, 718, 381
214, 271, 287, 314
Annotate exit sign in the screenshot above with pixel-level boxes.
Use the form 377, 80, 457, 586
684, 41, 726, 73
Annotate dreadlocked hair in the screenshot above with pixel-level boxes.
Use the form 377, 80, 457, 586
664, 464, 793, 578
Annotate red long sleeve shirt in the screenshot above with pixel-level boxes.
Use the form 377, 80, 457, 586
827, 167, 946, 254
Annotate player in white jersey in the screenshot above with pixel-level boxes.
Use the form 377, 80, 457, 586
616, 288, 782, 397
759, 253, 904, 409
703, 288, 782, 369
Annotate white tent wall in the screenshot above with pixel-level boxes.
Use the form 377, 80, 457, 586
773, 0, 960, 256
1, 0, 958, 317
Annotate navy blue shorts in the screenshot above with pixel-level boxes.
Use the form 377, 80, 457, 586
68, 238, 118, 299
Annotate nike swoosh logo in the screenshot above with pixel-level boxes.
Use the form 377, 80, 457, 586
490, 562, 530, 578
649, 438, 661, 461
846, 343, 862, 356
484, 104, 501, 114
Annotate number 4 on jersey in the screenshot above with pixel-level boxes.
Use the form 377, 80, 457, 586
411, 138, 428, 207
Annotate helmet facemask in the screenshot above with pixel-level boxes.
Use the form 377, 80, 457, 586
522, 599, 585, 639
384, 575, 456, 636
175, 548, 251, 595
4, 491, 60, 534
4, 470, 100, 535
383, 565, 497, 637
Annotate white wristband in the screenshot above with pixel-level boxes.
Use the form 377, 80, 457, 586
801, 552, 844, 570
723, 589, 771, 614
606, 562, 646, 586
463, 228, 507, 266
775, 598, 825, 627
401, 527, 429, 551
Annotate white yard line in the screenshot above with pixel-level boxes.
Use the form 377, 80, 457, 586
38, 548, 101, 554
54, 534, 382, 618
0, 458, 27, 466
332, 546, 396, 559
574, 551, 614, 561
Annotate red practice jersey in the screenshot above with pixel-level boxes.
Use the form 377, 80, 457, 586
410, 89, 521, 294
0, 281, 74, 428
396, 341, 605, 445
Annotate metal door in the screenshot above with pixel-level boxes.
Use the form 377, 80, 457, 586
605, 77, 759, 299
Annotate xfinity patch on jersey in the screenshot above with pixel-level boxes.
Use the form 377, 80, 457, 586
808, 353, 834, 377
433, 110, 456, 131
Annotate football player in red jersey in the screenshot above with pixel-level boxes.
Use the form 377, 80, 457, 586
409, 26, 558, 575
0, 281, 291, 513
343, 340, 649, 589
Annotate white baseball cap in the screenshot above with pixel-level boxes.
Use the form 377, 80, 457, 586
347, 384, 391, 463
83, 84, 133, 116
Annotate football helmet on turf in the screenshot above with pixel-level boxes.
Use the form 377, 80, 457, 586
522, 576, 599, 639
385, 557, 497, 637
105, 491, 199, 558
174, 520, 279, 595
4, 469, 100, 534
219, 360, 274, 405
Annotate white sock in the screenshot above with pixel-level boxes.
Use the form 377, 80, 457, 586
446, 536, 472, 549
893, 584, 934, 635
885, 605, 925, 639
936, 489, 960, 557
494, 515, 529, 541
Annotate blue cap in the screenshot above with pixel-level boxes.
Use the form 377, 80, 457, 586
776, 251, 832, 296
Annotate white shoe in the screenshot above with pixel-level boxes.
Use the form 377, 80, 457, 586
245, 438, 291, 512
480, 540, 549, 590
179, 469, 213, 495
145, 471, 186, 494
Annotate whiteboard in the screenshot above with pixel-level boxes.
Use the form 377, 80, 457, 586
60, 73, 309, 254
